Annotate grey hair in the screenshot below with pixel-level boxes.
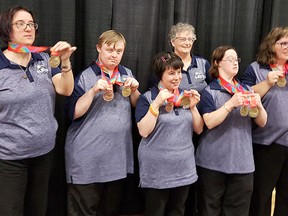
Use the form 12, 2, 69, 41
169, 22, 197, 41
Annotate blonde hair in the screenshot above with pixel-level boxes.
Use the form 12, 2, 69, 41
97, 30, 126, 48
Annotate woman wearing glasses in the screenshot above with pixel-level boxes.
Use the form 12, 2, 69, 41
241, 27, 288, 216
196, 46, 267, 216
0, 6, 76, 215
169, 22, 211, 93
169, 22, 211, 216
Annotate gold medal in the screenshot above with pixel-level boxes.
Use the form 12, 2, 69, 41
240, 106, 249, 117
181, 96, 190, 107
103, 90, 114, 101
165, 102, 174, 112
277, 77, 287, 87
49, 56, 61, 68
122, 87, 131, 97
249, 107, 259, 118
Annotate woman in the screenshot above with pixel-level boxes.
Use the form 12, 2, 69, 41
241, 27, 288, 216
169, 22, 211, 216
196, 46, 267, 216
0, 6, 76, 216
169, 22, 211, 92
65, 30, 140, 216
135, 51, 203, 216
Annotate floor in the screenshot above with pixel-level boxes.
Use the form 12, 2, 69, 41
271, 189, 276, 216
120, 189, 277, 216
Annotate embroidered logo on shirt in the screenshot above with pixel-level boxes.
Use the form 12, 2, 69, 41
195, 71, 205, 80
36, 64, 49, 74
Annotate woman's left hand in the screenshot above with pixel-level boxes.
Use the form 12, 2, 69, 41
123, 77, 139, 92
185, 89, 201, 109
50, 41, 77, 62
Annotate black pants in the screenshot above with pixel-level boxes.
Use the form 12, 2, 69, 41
250, 143, 288, 216
143, 185, 190, 216
0, 150, 54, 216
197, 167, 253, 216
67, 179, 125, 216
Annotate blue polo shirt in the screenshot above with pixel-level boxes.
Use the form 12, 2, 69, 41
196, 79, 255, 174
65, 62, 134, 184
0, 49, 60, 160
179, 55, 211, 92
135, 86, 198, 189
241, 62, 288, 147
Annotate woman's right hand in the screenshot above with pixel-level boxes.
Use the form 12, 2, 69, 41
153, 89, 174, 108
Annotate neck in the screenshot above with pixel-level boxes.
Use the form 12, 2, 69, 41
3, 49, 31, 66
219, 73, 234, 84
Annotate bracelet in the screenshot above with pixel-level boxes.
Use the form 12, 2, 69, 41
149, 104, 159, 117
223, 103, 231, 113
61, 65, 71, 73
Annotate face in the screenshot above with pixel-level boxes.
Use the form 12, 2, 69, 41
97, 41, 125, 70
274, 36, 288, 63
218, 49, 239, 77
160, 67, 182, 91
171, 30, 195, 55
10, 10, 36, 45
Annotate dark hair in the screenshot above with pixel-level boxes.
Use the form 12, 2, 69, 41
152, 51, 184, 80
209, 45, 236, 79
257, 27, 288, 65
0, 6, 37, 44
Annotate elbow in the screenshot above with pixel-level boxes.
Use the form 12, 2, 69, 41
139, 130, 150, 138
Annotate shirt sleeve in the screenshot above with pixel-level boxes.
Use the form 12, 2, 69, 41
241, 64, 257, 86
135, 94, 150, 123
198, 89, 217, 115
65, 76, 86, 121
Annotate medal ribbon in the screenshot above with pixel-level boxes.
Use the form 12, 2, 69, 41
158, 83, 184, 107
217, 76, 249, 94
270, 63, 288, 77
96, 60, 123, 86
8, 43, 59, 56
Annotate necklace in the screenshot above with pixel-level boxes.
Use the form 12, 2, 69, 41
17, 64, 28, 79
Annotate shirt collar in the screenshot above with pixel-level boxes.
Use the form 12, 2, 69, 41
0, 48, 44, 69
91, 61, 128, 76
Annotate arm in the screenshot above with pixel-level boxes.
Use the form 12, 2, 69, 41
137, 89, 173, 138
203, 92, 243, 129
124, 77, 140, 107
186, 89, 204, 134
73, 79, 108, 119
253, 93, 267, 127
51, 41, 77, 96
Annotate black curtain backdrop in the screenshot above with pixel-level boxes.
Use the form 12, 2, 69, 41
1, 0, 288, 215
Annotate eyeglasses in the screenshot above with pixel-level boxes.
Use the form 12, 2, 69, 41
175, 37, 196, 43
222, 57, 241, 64
275, 42, 288, 49
12, 21, 38, 30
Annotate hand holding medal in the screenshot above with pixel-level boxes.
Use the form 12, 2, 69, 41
270, 64, 288, 87
103, 84, 114, 101
121, 77, 139, 97
49, 41, 77, 68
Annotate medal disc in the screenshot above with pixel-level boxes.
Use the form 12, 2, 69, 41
277, 77, 287, 87
49, 56, 61, 68
165, 102, 174, 112
249, 107, 259, 118
240, 106, 249, 117
103, 90, 114, 101
181, 96, 190, 107
122, 87, 131, 97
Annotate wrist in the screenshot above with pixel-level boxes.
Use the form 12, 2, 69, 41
149, 104, 159, 117
223, 102, 232, 112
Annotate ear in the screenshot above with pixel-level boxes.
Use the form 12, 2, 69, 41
96, 44, 100, 52
170, 40, 175, 47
